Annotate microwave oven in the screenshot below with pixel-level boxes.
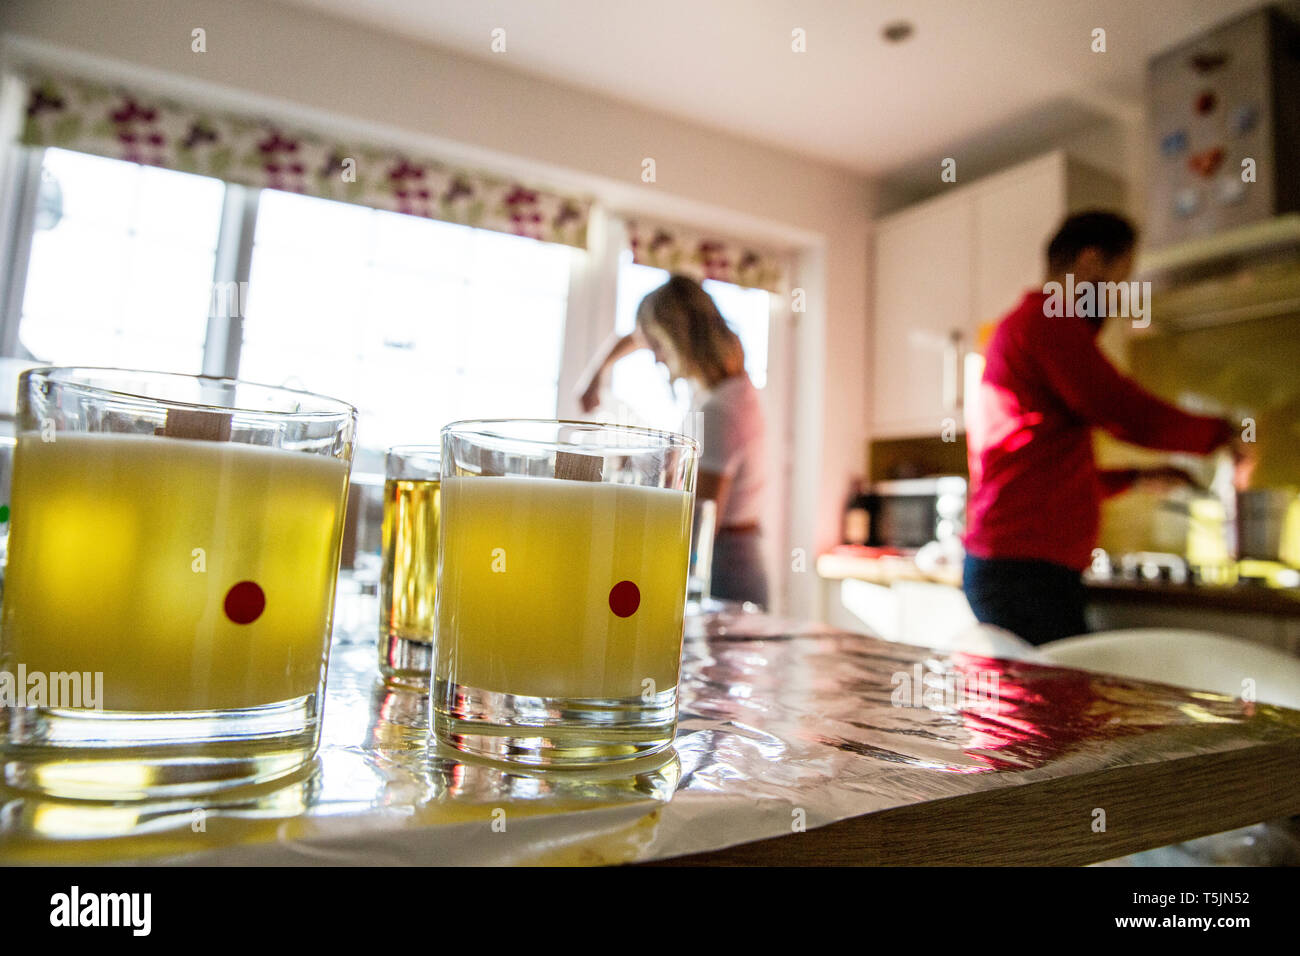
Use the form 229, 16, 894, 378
866, 476, 967, 550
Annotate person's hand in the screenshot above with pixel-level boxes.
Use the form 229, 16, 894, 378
1134, 465, 1200, 495
1228, 434, 1258, 490
578, 374, 603, 414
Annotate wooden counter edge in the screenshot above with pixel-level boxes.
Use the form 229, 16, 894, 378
638, 736, 1300, 866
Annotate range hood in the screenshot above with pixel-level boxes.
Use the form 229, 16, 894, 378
1139, 5, 1300, 328
1137, 215, 1300, 330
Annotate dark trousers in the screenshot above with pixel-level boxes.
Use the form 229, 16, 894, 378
962, 554, 1089, 646
710, 528, 769, 609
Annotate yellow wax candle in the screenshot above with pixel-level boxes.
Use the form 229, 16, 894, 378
435, 475, 692, 700
1, 432, 349, 712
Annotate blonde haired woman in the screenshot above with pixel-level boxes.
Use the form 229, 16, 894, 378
579, 275, 768, 607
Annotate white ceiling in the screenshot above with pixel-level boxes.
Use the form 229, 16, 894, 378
273, 0, 1267, 177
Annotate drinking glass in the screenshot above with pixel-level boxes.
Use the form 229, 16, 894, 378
434, 419, 698, 766
0, 367, 355, 799
687, 498, 716, 609
380, 446, 440, 687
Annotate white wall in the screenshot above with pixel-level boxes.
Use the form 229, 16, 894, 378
0, 0, 875, 619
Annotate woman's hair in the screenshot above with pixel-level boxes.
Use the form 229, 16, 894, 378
636, 275, 746, 386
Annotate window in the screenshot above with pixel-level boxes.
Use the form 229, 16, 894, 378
18, 148, 225, 374
609, 252, 771, 432
241, 190, 572, 454
7, 150, 573, 459
5, 148, 776, 471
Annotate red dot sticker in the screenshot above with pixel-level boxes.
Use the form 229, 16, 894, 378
609, 580, 640, 618
224, 581, 266, 624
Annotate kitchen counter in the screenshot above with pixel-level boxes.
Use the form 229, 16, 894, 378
1085, 578, 1300, 619
816, 549, 962, 588
819, 549, 1300, 617
4, 592, 1300, 865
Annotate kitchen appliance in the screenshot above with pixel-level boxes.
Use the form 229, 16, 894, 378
1146, 7, 1300, 250
1118, 551, 1191, 585
1089, 548, 1300, 589
1237, 488, 1300, 565
1156, 461, 1300, 580
1199, 448, 1300, 567
1140, 8, 1300, 332
866, 476, 966, 550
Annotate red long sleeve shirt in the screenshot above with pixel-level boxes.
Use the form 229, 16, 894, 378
964, 290, 1233, 571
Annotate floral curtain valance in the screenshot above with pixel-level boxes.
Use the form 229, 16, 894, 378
627, 219, 787, 294
20, 73, 591, 250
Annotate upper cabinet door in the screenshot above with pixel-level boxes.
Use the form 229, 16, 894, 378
872, 193, 974, 437
971, 154, 1067, 337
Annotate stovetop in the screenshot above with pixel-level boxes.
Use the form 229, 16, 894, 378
1087, 551, 1300, 590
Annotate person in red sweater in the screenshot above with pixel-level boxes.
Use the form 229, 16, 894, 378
963, 211, 1250, 645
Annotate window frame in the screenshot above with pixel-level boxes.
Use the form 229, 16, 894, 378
0, 143, 245, 376
0, 145, 43, 360
203, 181, 260, 380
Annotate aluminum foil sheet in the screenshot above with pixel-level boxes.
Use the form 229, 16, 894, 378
3, 605, 1299, 865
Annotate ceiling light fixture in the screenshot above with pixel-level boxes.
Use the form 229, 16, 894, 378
882, 21, 914, 43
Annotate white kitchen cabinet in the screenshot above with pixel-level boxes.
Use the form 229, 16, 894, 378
872, 192, 974, 438
826, 577, 980, 650
871, 151, 1124, 437
971, 154, 1068, 328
